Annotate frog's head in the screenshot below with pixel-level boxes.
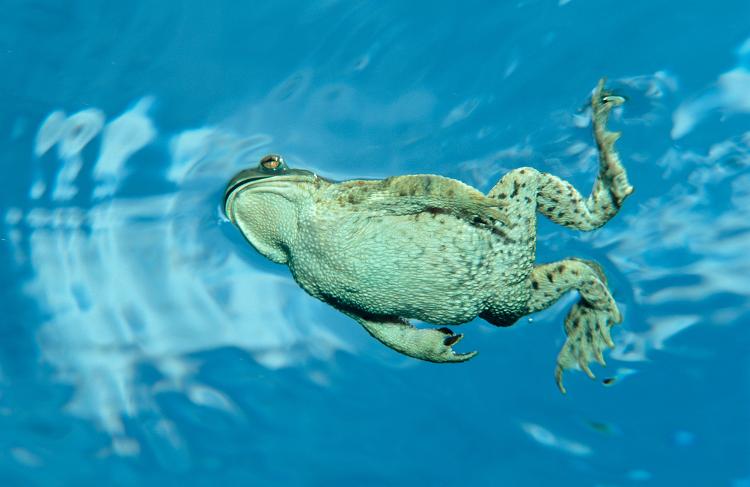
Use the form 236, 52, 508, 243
224, 154, 319, 263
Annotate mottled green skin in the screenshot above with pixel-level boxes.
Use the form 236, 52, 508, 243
225, 80, 633, 392
230, 174, 532, 324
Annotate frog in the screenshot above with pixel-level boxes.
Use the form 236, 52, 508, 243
223, 80, 633, 393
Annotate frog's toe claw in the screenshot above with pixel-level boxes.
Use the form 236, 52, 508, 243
594, 347, 606, 366
593, 78, 624, 109
437, 331, 478, 362
453, 350, 479, 361
603, 95, 625, 107
578, 357, 596, 380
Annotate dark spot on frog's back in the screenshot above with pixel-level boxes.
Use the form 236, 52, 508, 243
511, 181, 520, 197
425, 206, 449, 216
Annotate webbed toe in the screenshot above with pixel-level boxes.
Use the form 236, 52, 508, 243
555, 301, 620, 394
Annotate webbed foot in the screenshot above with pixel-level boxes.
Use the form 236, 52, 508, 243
554, 300, 621, 394
592, 78, 634, 207
356, 317, 478, 363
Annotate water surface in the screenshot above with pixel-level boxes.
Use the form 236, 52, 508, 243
2, 1, 750, 485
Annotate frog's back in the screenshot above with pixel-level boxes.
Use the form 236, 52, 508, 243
288, 182, 531, 325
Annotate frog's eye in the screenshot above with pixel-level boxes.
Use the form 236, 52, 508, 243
259, 154, 287, 172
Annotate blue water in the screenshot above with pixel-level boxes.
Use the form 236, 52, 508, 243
2, 1, 750, 485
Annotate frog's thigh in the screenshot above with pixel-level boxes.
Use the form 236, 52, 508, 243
485, 167, 540, 237
487, 167, 625, 232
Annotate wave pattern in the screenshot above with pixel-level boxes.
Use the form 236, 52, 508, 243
2, 24, 750, 482
6, 98, 348, 454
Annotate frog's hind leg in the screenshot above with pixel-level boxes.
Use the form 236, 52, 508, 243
527, 259, 621, 393
346, 312, 478, 363
486, 79, 633, 232
538, 78, 633, 230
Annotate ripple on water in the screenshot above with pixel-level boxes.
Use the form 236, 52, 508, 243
9, 99, 351, 456
6, 63, 750, 473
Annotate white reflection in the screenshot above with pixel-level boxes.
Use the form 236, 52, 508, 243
10, 99, 350, 456
10, 447, 42, 468
619, 70, 678, 100
671, 68, 750, 139
34, 110, 67, 157
94, 97, 156, 198
58, 109, 105, 160
672, 41, 750, 139
34, 108, 107, 201
442, 98, 481, 128
520, 422, 592, 457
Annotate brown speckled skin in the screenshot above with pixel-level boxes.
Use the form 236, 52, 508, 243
225, 80, 633, 392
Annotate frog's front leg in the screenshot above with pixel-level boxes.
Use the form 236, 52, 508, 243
343, 311, 478, 363
527, 259, 621, 394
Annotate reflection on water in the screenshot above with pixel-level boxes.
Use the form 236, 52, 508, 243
7, 96, 348, 454
7, 56, 750, 456
520, 421, 592, 457
3, 3, 750, 480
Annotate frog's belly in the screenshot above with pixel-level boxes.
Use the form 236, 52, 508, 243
290, 213, 524, 325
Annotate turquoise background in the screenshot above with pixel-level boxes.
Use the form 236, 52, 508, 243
2, 1, 749, 485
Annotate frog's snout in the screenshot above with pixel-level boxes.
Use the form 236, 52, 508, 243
224, 168, 255, 216
224, 154, 291, 212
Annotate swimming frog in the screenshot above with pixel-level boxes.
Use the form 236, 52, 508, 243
224, 80, 633, 393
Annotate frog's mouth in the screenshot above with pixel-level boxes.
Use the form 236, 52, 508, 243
223, 175, 266, 209
223, 174, 316, 222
